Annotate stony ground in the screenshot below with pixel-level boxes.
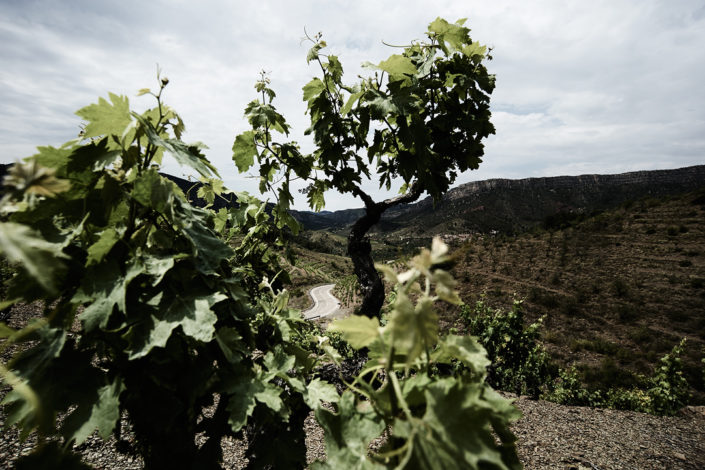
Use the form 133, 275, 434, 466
2, 394, 703, 469
2, 304, 705, 469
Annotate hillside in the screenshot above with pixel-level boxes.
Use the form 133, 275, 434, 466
292, 165, 705, 239
444, 189, 705, 402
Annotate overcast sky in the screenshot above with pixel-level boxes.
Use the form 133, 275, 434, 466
1, 0, 704, 210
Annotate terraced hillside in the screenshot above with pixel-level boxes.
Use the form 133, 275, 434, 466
446, 189, 705, 402
290, 165, 705, 239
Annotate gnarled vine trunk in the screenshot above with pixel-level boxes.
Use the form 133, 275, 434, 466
348, 183, 423, 318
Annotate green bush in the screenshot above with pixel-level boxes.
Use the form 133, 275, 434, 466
542, 366, 602, 407
604, 387, 651, 412
544, 339, 690, 415
0, 84, 316, 468
647, 338, 690, 415
461, 299, 553, 398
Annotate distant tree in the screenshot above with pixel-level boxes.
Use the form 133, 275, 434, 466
233, 17, 496, 317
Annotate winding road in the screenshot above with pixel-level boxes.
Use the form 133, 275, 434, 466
303, 284, 341, 320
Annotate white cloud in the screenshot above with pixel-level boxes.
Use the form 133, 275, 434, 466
1, 0, 704, 210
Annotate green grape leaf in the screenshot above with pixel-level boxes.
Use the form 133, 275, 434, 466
124, 291, 226, 359
254, 383, 286, 414
225, 379, 260, 433
428, 17, 471, 51
224, 376, 288, 429
306, 180, 327, 212
75, 259, 143, 332
85, 228, 120, 266
311, 391, 385, 469
215, 327, 246, 364
262, 347, 296, 381
412, 379, 521, 470
131, 168, 177, 214
327, 315, 381, 350
388, 294, 438, 366
177, 203, 234, 275
133, 112, 219, 178
3, 160, 71, 197
326, 55, 344, 82
432, 335, 490, 376
232, 131, 258, 172
1, 327, 67, 437
341, 90, 364, 115
306, 41, 325, 63
141, 254, 175, 286
75, 92, 132, 139
400, 372, 434, 409
375, 263, 399, 284
196, 177, 224, 206
62, 378, 125, 445
244, 101, 290, 134
462, 43, 488, 62
303, 77, 327, 102
377, 55, 417, 78
213, 207, 229, 234
482, 386, 523, 442
367, 95, 399, 117
304, 378, 340, 410
31, 145, 74, 172
169, 110, 186, 140
430, 236, 451, 265
432, 269, 462, 305
0, 222, 68, 294
196, 185, 213, 205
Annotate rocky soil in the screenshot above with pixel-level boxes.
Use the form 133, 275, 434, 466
2, 304, 705, 469
2, 394, 703, 469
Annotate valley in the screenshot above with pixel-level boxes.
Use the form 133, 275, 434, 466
291, 166, 705, 403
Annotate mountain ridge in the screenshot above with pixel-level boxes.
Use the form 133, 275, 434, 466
292, 164, 705, 234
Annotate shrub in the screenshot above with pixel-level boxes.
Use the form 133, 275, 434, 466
542, 367, 602, 407
605, 387, 651, 412
460, 299, 553, 398
647, 338, 690, 415
545, 339, 691, 415
0, 87, 316, 468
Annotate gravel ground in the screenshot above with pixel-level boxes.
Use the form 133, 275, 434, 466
2, 397, 703, 469
510, 395, 705, 470
2, 303, 705, 469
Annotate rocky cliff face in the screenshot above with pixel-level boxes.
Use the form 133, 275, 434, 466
296, 165, 705, 235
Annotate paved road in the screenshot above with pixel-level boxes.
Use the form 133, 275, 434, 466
303, 284, 341, 320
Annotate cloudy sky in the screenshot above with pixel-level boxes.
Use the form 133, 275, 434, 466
1, 0, 704, 210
